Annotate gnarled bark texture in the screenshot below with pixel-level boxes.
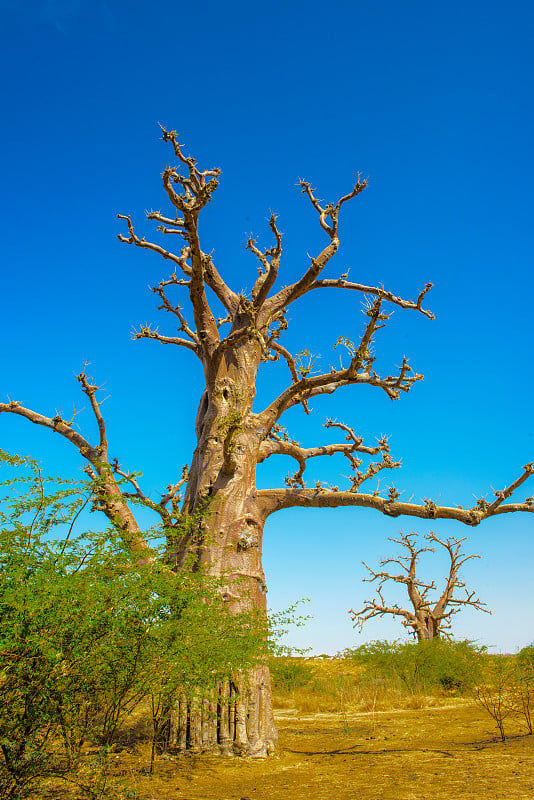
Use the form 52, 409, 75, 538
1, 128, 532, 756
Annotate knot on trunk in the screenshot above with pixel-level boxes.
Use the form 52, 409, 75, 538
219, 410, 242, 475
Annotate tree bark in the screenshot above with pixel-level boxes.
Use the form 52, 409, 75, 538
168, 336, 277, 756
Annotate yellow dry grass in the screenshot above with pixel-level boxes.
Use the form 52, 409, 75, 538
35, 659, 534, 799
88, 702, 533, 800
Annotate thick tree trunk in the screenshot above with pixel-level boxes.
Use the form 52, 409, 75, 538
414, 612, 439, 642
167, 337, 278, 756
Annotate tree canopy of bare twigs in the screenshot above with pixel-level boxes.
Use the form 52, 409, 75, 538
350, 532, 490, 641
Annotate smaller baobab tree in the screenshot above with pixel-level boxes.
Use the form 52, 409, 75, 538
350, 532, 490, 642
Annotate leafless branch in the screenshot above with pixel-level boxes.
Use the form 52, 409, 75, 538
310, 278, 434, 320
150, 282, 200, 343
250, 213, 283, 308
258, 460, 534, 526
160, 465, 189, 509
0, 380, 149, 553
132, 325, 199, 352
117, 214, 192, 273
110, 459, 188, 527
257, 290, 424, 424
265, 176, 367, 315
257, 420, 393, 488
146, 209, 187, 232
258, 349, 422, 425
76, 367, 109, 460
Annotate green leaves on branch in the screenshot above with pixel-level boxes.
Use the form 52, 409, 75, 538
343, 639, 486, 695
0, 451, 267, 797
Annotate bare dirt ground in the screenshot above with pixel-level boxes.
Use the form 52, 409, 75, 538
122, 702, 534, 800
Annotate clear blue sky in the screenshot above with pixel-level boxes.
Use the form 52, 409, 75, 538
1, 0, 532, 653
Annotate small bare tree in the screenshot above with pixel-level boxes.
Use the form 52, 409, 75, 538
350, 532, 490, 641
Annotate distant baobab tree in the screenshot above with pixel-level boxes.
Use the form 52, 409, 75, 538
350, 532, 490, 641
1, 127, 532, 756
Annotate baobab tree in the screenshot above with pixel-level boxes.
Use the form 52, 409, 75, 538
1, 127, 533, 757
350, 532, 490, 641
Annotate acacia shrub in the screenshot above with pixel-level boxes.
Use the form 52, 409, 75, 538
0, 451, 266, 797
268, 658, 315, 693
517, 644, 534, 674
343, 639, 486, 695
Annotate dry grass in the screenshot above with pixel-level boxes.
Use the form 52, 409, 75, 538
37, 701, 534, 800
32, 658, 534, 800
272, 657, 446, 715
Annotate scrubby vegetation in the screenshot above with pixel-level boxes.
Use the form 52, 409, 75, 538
1, 450, 533, 799
270, 642, 534, 744
269, 640, 486, 718
0, 452, 267, 798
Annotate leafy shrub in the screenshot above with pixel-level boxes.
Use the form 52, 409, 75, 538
269, 658, 314, 692
517, 644, 534, 674
344, 639, 485, 695
0, 451, 266, 797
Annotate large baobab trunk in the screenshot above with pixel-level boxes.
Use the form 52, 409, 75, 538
168, 338, 277, 756
2, 127, 532, 757
415, 612, 440, 642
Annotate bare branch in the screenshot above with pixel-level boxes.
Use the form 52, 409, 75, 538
265, 176, 368, 314
257, 419, 395, 489
158, 128, 239, 315
132, 325, 199, 352
117, 214, 192, 273
0, 399, 98, 461
159, 464, 189, 509
266, 340, 310, 414
257, 292, 424, 425
257, 460, 534, 526
310, 278, 435, 320
246, 236, 270, 273
146, 210, 186, 231
76, 367, 109, 460
350, 595, 416, 634
0, 384, 150, 553
486, 463, 534, 513
258, 348, 423, 426
252, 213, 283, 308
150, 282, 200, 344
110, 459, 188, 528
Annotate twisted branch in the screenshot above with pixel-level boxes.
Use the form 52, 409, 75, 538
310, 277, 434, 320
0, 375, 149, 552
265, 177, 367, 315
258, 421, 388, 488
258, 461, 534, 525
250, 213, 283, 308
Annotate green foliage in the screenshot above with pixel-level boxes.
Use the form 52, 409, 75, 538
344, 639, 486, 695
268, 599, 311, 657
269, 659, 315, 693
0, 451, 266, 797
517, 644, 534, 674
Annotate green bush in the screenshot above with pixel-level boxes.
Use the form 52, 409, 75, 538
0, 451, 266, 798
344, 639, 485, 695
517, 644, 534, 674
269, 658, 315, 692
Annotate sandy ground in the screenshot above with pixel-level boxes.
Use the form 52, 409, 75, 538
124, 702, 534, 800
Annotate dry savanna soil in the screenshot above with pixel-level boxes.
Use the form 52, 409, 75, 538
99, 701, 534, 800
35, 658, 534, 800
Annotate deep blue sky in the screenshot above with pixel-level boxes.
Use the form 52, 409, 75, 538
1, 0, 532, 652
